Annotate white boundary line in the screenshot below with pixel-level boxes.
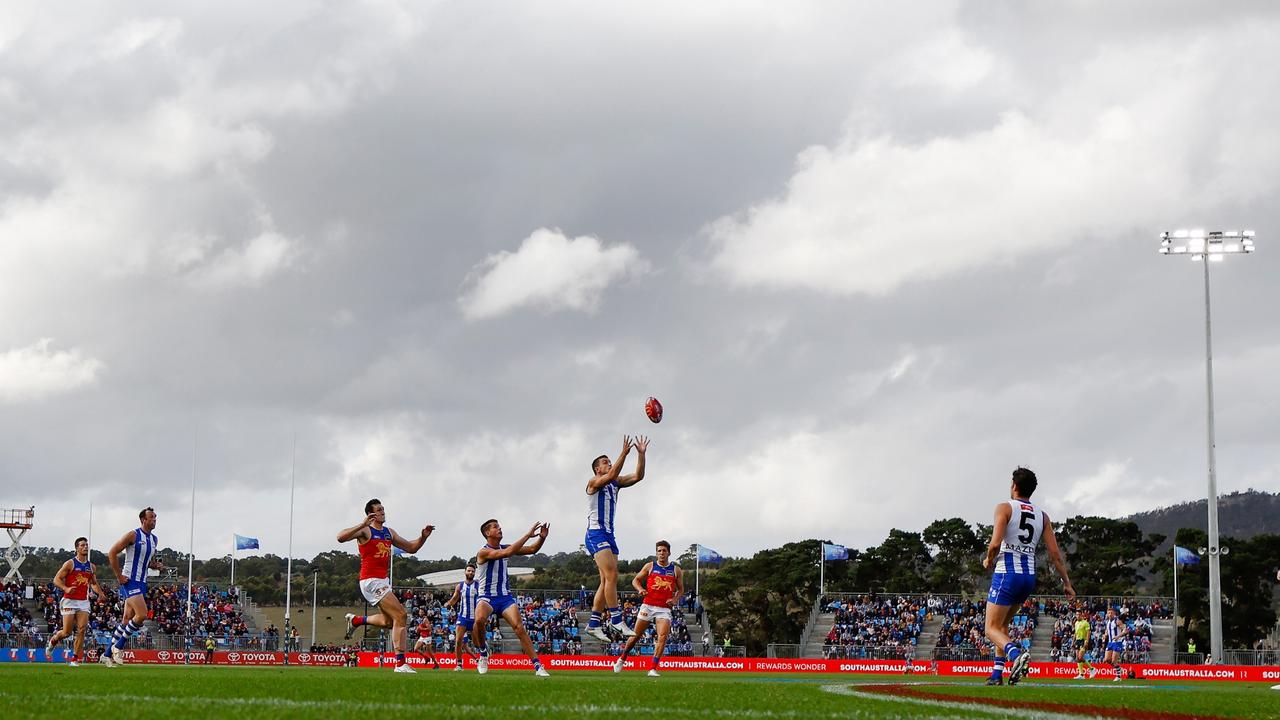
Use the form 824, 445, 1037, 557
821, 684, 1088, 720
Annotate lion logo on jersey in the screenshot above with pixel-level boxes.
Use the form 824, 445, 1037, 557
650, 577, 674, 591
71, 576, 88, 588
374, 542, 391, 559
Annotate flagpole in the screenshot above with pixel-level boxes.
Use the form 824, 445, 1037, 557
819, 544, 825, 597
231, 535, 236, 589
695, 545, 700, 603
1173, 546, 1179, 650
187, 431, 197, 631
87, 502, 93, 557
311, 570, 318, 650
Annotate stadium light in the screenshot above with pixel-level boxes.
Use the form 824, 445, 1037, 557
1158, 228, 1257, 665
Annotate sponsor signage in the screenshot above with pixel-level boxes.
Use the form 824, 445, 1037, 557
66, 650, 348, 666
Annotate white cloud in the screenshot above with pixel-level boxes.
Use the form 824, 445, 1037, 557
0, 338, 104, 404
187, 231, 300, 289
708, 32, 1280, 296
458, 228, 647, 320
1052, 460, 1176, 520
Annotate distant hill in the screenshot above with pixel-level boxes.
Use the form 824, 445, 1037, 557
1124, 489, 1280, 551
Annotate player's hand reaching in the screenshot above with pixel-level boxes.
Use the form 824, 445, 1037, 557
420, 525, 435, 539
634, 436, 649, 453
622, 435, 633, 454
1063, 580, 1076, 601
538, 523, 550, 540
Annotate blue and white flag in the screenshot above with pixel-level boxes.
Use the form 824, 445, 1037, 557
696, 544, 723, 565
1174, 546, 1200, 565
394, 546, 408, 557
823, 543, 848, 561
234, 534, 259, 551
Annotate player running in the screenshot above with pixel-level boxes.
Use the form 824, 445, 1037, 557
443, 560, 481, 671
471, 519, 551, 676
102, 507, 164, 667
585, 435, 648, 641
981, 467, 1075, 685
1104, 608, 1128, 681
45, 536, 105, 666
613, 540, 683, 677
337, 498, 435, 674
412, 611, 441, 670
1072, 608, 1096, 679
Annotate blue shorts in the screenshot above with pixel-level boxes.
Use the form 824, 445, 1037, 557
986, 572, 1035, 606
478, 594, 517, 616
456, 617, 475, 632
1106, 642, 1124, 653
584, 529, 619, 556
120, 580, 148, 599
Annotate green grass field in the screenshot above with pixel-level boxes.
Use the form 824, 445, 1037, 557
1, 664, 1276, 719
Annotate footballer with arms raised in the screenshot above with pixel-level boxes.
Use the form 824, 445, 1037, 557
471, 519, 551, 676
584, 435, 648, 641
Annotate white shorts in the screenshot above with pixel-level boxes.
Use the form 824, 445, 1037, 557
359, 577, 392, 605
60, 598, 91, 615
637, 604, 672, 623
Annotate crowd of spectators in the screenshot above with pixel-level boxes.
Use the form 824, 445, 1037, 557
1, 581, 38, 647
389, 589, 589, 655
822, 595, 926, 660
931, 598, 1037, 660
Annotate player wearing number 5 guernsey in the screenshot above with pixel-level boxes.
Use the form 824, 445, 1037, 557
585, 435, 648, 642
613, 540, 683, 677
981, 467, 1075, 686
337, 498, 435, 674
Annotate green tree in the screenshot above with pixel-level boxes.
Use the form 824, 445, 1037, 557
699, 541, 817, 655
922, 518, 986, 595
1055, 516, 1159, 595
854, 529, 931, 592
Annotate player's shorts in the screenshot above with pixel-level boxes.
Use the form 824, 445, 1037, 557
60, 598, 91, 615
456, 616, 475, 632
359, 577, 393, 605
1106, 642, 1123, 653
584, 529, 619, 556
986, 572, 1035, 606
120, 580, 148, 599
478, 594, 517, 615
636, 603, 672, 623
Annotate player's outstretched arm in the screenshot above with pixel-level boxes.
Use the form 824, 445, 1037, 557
632, 562, 652, 595
588, 436, 633, 492
443, 584, 462, 610
517, 523, 550, 556
52, 559, 73, 593
617, 436, 648, 488
981, 502, 1011, 571
106, 530, 136, 583
1042, 513, 1075, 600
478, 523, 542, 560
393, 525, 435, 554
336, 514, 376, 544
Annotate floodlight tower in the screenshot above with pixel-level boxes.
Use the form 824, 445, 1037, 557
1158, 228, 1256, 664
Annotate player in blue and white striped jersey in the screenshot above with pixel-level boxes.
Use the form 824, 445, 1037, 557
584, 435, 648, 642
443, 560, 481, 671
981, 468, 1075, 686
102, 506, 165, 667
471, 519, 551, 676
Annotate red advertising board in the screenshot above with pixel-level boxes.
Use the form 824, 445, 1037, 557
356, 653, 1280, 682
107, 649, 347, 666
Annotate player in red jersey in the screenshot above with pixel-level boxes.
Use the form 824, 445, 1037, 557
613, 540, 683, 677
45, 536, 104, 666
412, 613, 440, 669
337, 498, 434, 673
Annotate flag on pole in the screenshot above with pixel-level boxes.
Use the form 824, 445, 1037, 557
1174, 546, 1200, 565
393, 546, 408, 557
696, 545, 723, 565
823, 543, 848, 561
234, 534, 259, 551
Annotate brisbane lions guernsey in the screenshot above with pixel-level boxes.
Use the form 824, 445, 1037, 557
359, 526, 394, 580
645, 561, 678, 607
64, 558, 94, 600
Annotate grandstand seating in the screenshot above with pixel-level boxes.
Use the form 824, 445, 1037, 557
821, 595, 925, 660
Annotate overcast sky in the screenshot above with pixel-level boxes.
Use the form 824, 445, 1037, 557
2, 1, 1277, 566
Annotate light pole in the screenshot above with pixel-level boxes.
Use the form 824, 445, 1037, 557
1158, 228, 1256, 664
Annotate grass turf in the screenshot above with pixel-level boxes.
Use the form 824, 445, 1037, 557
0, 664, 1275, 719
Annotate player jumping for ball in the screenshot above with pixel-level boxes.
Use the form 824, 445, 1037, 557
338, 498, 435, 674
982, 467, 1075, 685
585, 435, 648, 641
45, 536, 105, 666
472, 519, 551, 676
102, 507, 164, 667
613, 540, 683, 677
